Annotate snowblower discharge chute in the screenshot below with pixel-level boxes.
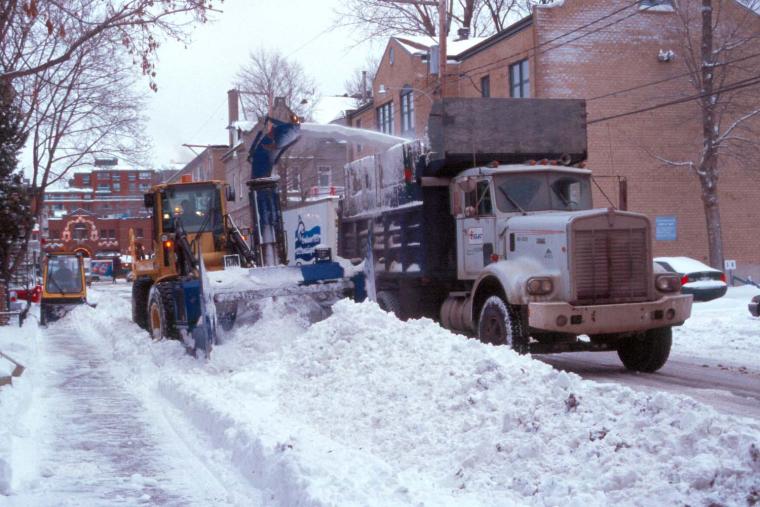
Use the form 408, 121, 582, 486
130, 115, 364, 357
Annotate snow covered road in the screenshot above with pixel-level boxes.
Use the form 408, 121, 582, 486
2, 282, 759, 506
539, 286, 760, 420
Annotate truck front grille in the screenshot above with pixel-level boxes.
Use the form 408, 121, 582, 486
573, 227, 649, 305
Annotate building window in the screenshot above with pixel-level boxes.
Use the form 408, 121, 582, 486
113, 182, 121, 192
509, 59, 530, 98
139, 171, 151, 179
481, 75, 490, 98
139, 183, 149, 192
376, 101, 394, 135
73, 223, 88, 240
318, 166, 331, 187
128, 173, 137, 181
400, 90, 415, 136
82, 175, 90, 185
640, 0, 673, 10
389, 47, 395, 65
129, 183, 136, 192
97, 184, 110, 192
112, 173, 120, 181
136, 228, 144, 239
288, 173, 301, 192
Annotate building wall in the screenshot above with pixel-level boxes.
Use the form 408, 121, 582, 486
532, 0, 760, 276
456, 18, 535, 99
168, 146, 227, 183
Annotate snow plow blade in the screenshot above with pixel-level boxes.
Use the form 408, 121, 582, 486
206, 264, 364, 326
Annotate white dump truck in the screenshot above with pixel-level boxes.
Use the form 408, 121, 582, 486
338, 98, 692, 372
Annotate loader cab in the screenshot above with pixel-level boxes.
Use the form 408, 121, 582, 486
143, 181, 230, 277
40, 253, 87, 325
451, 165, 593, 279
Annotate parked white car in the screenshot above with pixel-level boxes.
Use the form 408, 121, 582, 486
654, 256, 727, 302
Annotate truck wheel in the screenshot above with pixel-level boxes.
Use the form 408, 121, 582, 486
131, 277, 153, 330
147, 283, 180, 340
377, 291, 403, 320
617, 327, 672, 373
477, 296, 528, 353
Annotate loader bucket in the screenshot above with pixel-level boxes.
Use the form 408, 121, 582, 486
207, 263, 363, 328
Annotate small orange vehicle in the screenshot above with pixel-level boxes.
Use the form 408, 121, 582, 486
40, 253, 88, 325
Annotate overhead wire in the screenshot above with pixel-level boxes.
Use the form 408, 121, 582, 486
587, 73, 760, 125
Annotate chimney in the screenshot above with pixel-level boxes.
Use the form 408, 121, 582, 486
457, 27, 470, 40
227, 89, 239, 146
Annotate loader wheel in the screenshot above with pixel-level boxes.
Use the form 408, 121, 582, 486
377, 291, 403, 320
147, 283, 180, 340
132, 277, 153, 330
617, 327, 672, 373
477, 295, 528, 354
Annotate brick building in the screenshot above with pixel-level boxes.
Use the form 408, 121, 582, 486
42, 159, 174, 257
346, 0, 760, 276
168, 145, 228, 183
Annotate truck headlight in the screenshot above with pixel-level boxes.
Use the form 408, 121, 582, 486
527, 277, 553, 295
655, 274, 681, 293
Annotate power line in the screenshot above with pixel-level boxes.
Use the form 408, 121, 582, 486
587, 52, 760, 102
587, 74, 760, 125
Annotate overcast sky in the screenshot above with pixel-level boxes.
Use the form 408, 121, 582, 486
145, 0, 378, 167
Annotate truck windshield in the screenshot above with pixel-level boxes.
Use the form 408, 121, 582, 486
46, 256, 82, 294
161, 184, 223, 234
493, 173, 591, 213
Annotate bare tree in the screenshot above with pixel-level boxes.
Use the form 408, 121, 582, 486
343, 53, 382, 107
1, 0, 219, 89
334, 0, 531, 40
655, 0, 760, 269
235, 48, 318, 121
21, 38, 146, 198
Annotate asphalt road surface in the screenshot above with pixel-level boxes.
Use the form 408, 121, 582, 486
537, 351, 760, 421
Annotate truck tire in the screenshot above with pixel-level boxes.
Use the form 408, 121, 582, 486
132, 277, 153, 330
617, 327, 672, 373
377, 291, 403, 320
477, 296, 528, 353
147, 283, 180, 340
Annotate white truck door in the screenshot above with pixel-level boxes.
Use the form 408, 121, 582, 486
457, 179, 497, 280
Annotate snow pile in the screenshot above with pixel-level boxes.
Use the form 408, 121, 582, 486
674, 285, 760, 368
0, 314, 40, 495
80, 287, 760, 506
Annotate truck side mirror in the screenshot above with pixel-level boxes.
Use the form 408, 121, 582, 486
143, 193, 154, 208
225, 185, 236, 202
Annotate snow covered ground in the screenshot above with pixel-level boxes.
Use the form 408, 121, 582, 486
1, 284, 759, 505
673, 285, 760, 368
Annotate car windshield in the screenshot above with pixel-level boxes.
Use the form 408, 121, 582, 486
161, 184, 223, 234
493, 172, 592, 213
46, 256, 82, 294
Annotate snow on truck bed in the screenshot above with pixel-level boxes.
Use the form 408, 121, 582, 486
56, 287, 760, 507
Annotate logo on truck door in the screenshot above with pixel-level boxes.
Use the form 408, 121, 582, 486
467, 227, 484, 245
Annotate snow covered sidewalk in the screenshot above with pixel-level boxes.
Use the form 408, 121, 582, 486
2, 304, 262, 505
82, 285, 760, 506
